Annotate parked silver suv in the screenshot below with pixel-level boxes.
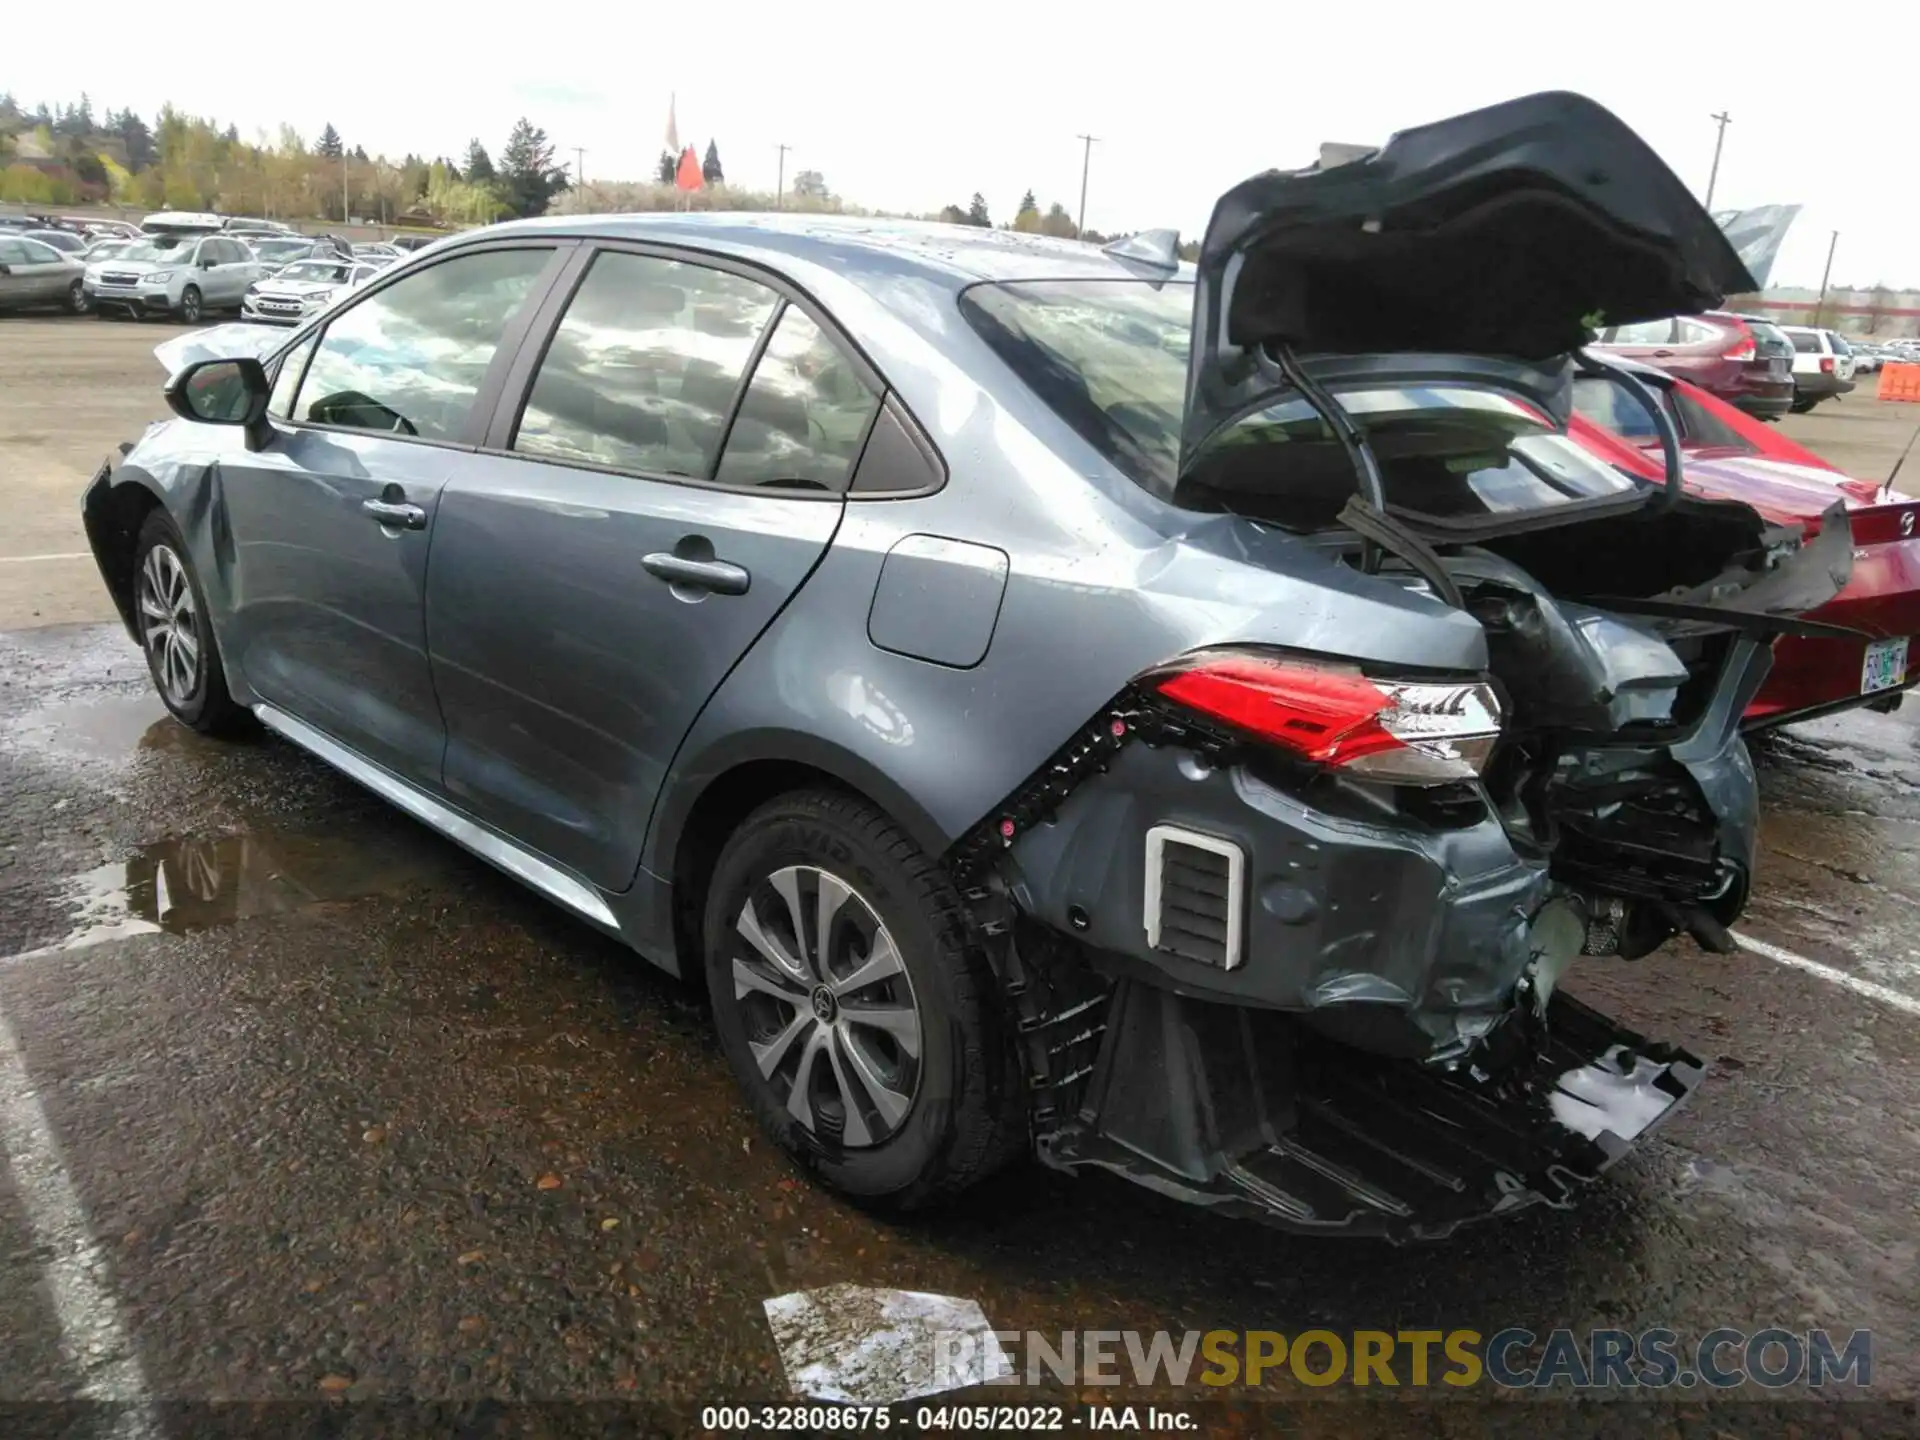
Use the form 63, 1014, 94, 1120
87, 234, 261, 322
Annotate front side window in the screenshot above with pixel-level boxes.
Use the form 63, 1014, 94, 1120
17, 239, 62, 264
513, 251, 780, 478
962, 277, 1637, 529
713, 307, 882, 491
0, 239, 27, 265
268, 335, 317, 419
293, 247, 552, 440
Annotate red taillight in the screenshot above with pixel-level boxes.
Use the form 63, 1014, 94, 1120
1821, 356, 1836, 374
1724, 339, 1756, 362
1150, 650, 1502, 786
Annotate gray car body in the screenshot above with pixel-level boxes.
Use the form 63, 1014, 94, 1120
86, 210, 1777, 1063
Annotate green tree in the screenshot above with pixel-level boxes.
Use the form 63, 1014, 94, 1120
792, 169, 830, 201
498, 117, 568, 217
966, 192, 990, 227
656, 150, 676, 184
702, 139, 724, 186
113, 109, 156, 171
1039, 202, 1078, 239
1013, 190, 1041, 233
463, 138, 496, 183
317, 123, 343, 159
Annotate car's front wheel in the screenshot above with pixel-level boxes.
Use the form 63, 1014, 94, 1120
132, 510, 249, 736
66, 280, 88, 315
704, 789, 1025, 1209
177, 286, 203, 323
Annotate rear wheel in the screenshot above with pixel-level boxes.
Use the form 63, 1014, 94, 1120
703, 790, 1025, 1209
132, 510, 249, 736
1790, 397, 1817, 414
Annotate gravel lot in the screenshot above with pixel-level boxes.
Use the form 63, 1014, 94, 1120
1, 315, 1916, 1433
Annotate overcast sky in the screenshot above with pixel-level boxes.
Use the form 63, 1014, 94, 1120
11, 3, 1917, 289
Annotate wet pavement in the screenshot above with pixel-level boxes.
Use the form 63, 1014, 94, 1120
1, 621, 1917, 1435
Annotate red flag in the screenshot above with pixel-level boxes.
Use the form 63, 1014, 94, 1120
675, 146, 703, 192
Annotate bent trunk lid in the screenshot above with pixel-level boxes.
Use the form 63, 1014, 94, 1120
1181, 90, 1756, 480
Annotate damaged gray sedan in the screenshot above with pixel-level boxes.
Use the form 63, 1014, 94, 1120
83, 92, 1849, 1238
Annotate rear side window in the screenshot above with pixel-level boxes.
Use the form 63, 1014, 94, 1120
1829, 333, 1852, 354
1571, 375, 1669, 440
713, 307, 882, 492
293, 247, 552, 441
1601, 319, 1677, 344
1787, 330, 1819, 353
513, 251, 780, 478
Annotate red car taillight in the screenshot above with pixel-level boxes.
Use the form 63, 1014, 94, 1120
1151, 650, 1503, 787
1724, 338, 1756, 362
1820, 356, 1836, 374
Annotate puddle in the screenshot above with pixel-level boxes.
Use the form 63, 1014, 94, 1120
52, 827, 461, 949
7, 693, 196, 764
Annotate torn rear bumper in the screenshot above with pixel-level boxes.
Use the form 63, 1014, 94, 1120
1041, 980, 1702, 1242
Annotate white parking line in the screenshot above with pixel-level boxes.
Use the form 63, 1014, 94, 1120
0, 1003, 155, 1433
1733, 931, 1920, 1018
0, 553, 91, 564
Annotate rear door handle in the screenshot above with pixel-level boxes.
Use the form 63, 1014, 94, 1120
362, 498, 427, 530
641, 552, 751, 595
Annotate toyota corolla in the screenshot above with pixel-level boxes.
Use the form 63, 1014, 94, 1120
83, 93, 1849, 1239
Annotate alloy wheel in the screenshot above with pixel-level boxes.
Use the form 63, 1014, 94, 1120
138, 543, 200, 707
180, 288, 202, 323
730, 865, 922, 1148
68, 281, 88, 314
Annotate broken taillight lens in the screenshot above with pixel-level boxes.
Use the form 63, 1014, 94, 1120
1151, 650, 1502, 786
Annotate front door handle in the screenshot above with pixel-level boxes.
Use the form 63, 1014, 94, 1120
641, 552, 751, 595
362, 498, 426, 530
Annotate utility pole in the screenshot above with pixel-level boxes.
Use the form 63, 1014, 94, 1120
774, 143, 792, 208
1704, 110, 1732, 210
1075, 133, 1099, 238
341, 143, 350, 226
1814, 230, 1840, 328
571, 146, 586, 190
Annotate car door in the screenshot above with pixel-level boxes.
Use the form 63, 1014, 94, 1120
0, 237, 66, 304
1594, 317, 1679, 362
216, 242, 565, 790
211, 237, 253, 304
425, 245, 885, 890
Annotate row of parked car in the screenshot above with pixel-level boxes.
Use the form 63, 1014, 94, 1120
0, 209, 435, 326
1594, 311, 1920, 419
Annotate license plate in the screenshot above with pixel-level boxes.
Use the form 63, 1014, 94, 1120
1862, 637, 1909, 695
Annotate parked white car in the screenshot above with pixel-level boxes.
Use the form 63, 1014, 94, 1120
1778, 326, 1857, 413
239, 257, 383, 325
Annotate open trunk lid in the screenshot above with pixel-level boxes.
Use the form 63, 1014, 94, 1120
1181, 90, 1757, 480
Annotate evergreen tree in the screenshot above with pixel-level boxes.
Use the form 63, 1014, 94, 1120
463, 138, 495, 183
317, 123, 343, 159
657, 150, 677, 185
498, 118, 569, 218
702, 139, 724, 186
966, 192, 990, 227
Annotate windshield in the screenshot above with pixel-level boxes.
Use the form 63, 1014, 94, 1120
253, 240, 311, 259
278, 261, 352, 284
118, 238, 196, 264
961, 278, 1637, 528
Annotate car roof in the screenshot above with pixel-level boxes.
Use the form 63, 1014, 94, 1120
475, 211, 1193, 290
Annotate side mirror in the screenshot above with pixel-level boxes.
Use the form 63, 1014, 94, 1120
201, 256, 218, 269
164, 357, 273, 450
0, 264, 10, 276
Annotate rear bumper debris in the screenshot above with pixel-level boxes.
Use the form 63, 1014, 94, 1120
1039, 980, 1703, 1242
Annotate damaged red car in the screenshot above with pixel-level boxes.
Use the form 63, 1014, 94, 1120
1571, 362, 1919, 726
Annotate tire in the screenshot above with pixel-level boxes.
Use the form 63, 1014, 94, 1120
704, 789, 1026, 1210
1790, 397, 1817, 414
66, 280, 89, 315
131, 509, 250, 736
178, 285, 203, 324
